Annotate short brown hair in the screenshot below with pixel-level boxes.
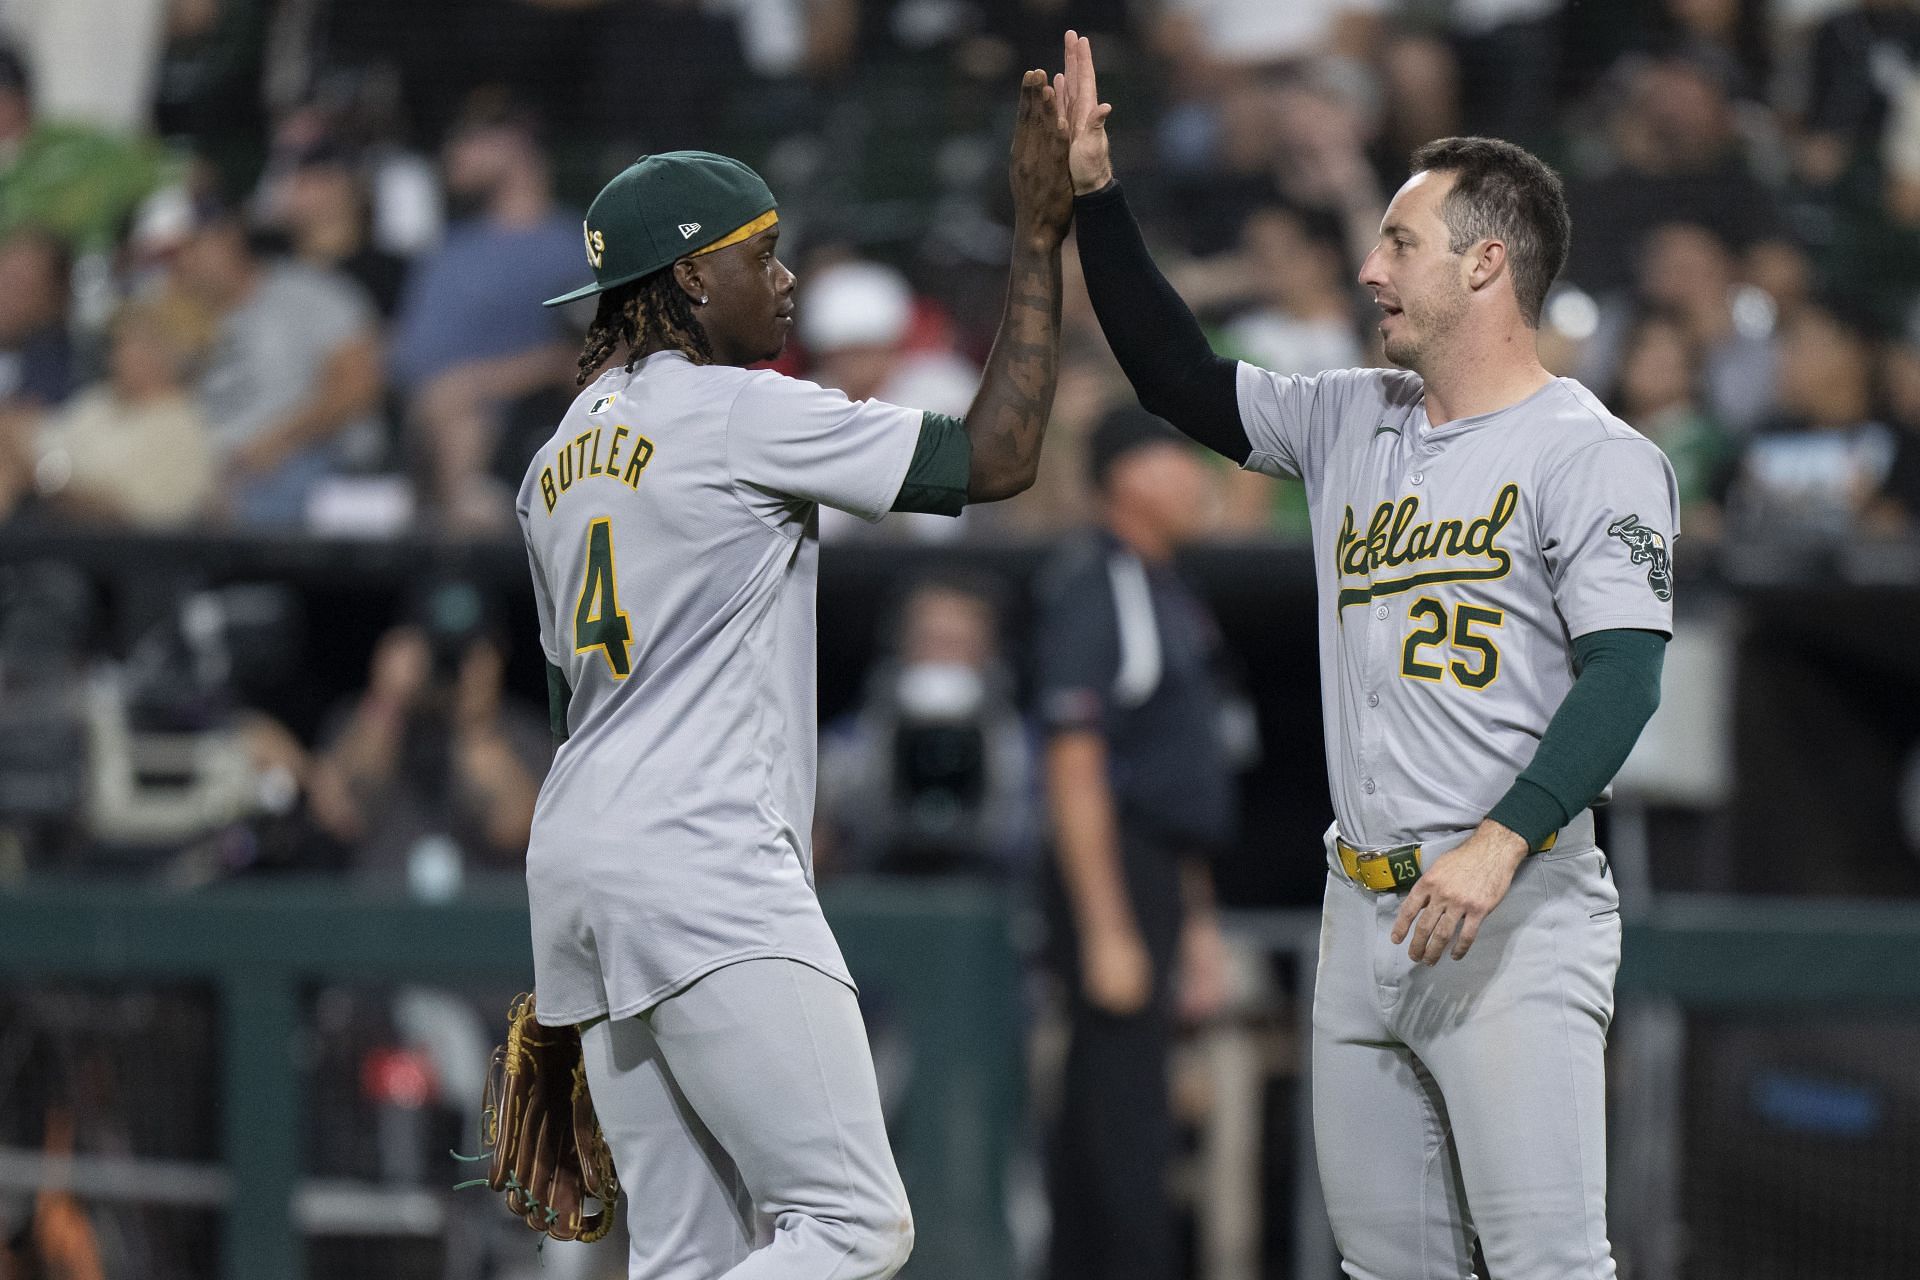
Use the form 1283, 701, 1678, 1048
1409, 137, 1570, 327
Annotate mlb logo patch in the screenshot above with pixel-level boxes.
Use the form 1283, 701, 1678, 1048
678, 222, 701, 239
589, 396, 615, 415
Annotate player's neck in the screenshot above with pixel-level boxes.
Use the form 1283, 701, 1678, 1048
1416, 332, 1553, 428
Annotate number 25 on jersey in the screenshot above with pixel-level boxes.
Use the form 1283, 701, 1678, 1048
575, 518, 633, 678
1400, 597, 1503, 689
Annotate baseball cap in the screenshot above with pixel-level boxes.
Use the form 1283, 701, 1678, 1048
543, 151, 778, 308
1087, 406, 1187, 491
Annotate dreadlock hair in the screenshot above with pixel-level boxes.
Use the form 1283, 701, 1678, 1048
575, 268, 714, 385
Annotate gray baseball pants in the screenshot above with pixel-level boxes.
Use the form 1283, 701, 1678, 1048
579, 958, 913, 1280
1311, 837, 1622, 1279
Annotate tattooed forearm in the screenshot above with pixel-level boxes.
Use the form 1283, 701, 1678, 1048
965, 245, 1062, 502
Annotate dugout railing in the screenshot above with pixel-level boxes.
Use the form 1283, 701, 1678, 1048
2, 884, 1917, 1279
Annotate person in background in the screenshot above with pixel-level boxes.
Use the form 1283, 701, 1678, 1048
1610, 308, 1735, 534
4, 294, 217, 528
799, 258, 983, 540
256, 129, 408, 318
798, 259, 981, 413
991, 326, 1131, 538
386, 92, 583, 529
1731, 300, 1897, 538
1867, 316, 1920, 532
1796, 0, 1920, 191
0, 227, 72, 421
1563, 49, 1783, 295
1181, 204, 1361, 538
0, 44, 170, 254
817, 573, 1037, 878
1036, 406, 1236, 1280
306, 582, 548, 883
170, 203, 385, 527
1579, 221, 1779, 436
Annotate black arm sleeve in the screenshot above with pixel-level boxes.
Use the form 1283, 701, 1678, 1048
1073, 181, 1250, 464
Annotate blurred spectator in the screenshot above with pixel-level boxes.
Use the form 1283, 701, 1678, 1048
1206, 206, 1363, 375
307, 583, 548, 883
993, 324, 1129, 538
1565, 49, 1785, 292
0, 294, 217, 529
799, 259, 980, 413
1376, 31, 1462, 162
1, 0, 169, 132
1160, 65, 1386, 266
1579, 222, 1780, 436
587, 0, 753, 150
256, 131, 408, 317
1037, 408, 1237, 1280
1171, 205, 1358, 538
1730, 301, 1898, 537
0, 227, 72, 416
1646, 0, 1773, 98
387, 93, 580, 530
816, 573, 1037, 878
800, 258, 982, 541
1446, 0, 1564, 146
171, 204, 384, 527
1797, 0, 1920, 189
1609, 309, 1736, 532
1154, 0, 1383, 83
1868, 315, 1920, 530
0, 44, 171, 253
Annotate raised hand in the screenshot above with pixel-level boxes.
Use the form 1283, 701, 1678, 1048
1054, 30, 1114, 196
1010, 67, 1073, 250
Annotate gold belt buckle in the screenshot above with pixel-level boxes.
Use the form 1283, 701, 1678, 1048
1339, 840, 1424, 892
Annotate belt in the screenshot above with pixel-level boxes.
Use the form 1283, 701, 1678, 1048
1335, 829, 1559, 894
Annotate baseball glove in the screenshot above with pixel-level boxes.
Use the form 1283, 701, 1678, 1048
477, 992, 620, 1243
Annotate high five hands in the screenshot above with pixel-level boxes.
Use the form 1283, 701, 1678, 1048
1054, 30, 1114, 197
1011, 67, 1074, 250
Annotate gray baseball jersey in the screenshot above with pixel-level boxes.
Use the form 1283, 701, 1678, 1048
516, 350, 922, 1026
1236, 365, 1679, 852
1239, 363, 1677, 1276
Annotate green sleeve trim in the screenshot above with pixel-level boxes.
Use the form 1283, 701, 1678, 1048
1487, 778, 1569, 849
1487, 628, 1667, 848
546, 661, 572, 745
890, 411, 971, 517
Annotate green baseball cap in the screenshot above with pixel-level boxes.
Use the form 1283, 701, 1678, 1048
543, 151, 779, 308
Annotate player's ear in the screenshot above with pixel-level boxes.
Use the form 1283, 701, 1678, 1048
1464, 238, 1506, 294
672, 258, 707, 305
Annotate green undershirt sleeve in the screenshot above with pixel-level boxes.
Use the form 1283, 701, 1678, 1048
546, 661, 572, 745
890, 411, 972, 516
1486, 628, 1667, 848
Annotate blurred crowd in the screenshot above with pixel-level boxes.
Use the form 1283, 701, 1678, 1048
0, 0, 1914, 543
8, 7, 1920, 1277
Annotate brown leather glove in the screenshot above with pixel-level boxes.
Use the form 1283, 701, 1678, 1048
481, 992, 620, 1242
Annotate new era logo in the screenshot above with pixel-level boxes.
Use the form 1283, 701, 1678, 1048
679, 222, 701, 239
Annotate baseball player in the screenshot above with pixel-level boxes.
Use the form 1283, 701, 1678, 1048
1055, 32, 1676, 1279
515, 73, 1071, 1279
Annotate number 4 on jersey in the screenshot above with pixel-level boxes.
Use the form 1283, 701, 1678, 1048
575, 518, 632, 678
